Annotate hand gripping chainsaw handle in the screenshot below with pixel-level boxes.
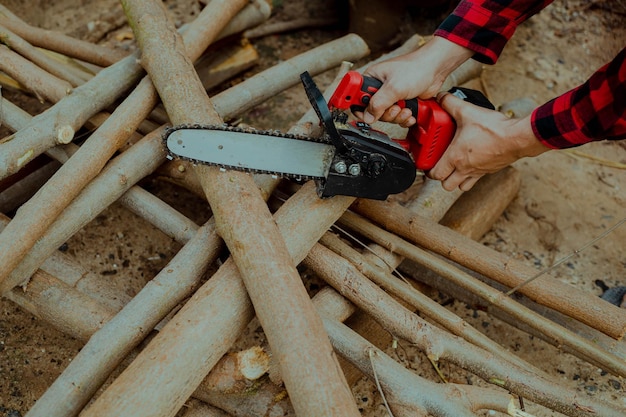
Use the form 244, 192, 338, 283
328, 71, 494, 170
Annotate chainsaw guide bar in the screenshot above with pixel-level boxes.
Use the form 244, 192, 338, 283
164, 123, 336, 182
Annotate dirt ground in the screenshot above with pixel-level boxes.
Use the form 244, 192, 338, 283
0, 0, 625, 416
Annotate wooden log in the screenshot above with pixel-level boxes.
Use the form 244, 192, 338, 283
338, 210, 626, 377
0, 4, 127, 66
87, 3, 362, 417
0, 0, 265, 296
399, 260, 626, 361
244, 16, 338, 39
213, 0, 272, 40
305, 241, 626, 417
5, 269, 116, 341
26, 218, 223, 417
4, 33, 370, 317
321, 315, 523, 417
351, 198, 626, 340
195, 39, 259, 90
0, 75, 159, 296
0, 50, 143, 181
0, 44, 72, 102
318, 232, 535, 370
0, 159, 60, 213
0, 23, 88, 86
440, 166, 521, 240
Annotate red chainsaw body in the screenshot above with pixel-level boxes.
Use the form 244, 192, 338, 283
329, 71, 456, 171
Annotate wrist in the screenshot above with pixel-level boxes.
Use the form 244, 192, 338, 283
510, 116, 551, 158
424, 36, 474, 84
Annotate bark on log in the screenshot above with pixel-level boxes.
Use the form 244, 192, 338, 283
3, 33, 370, 320
25, 219, 223, 417
0, 0, 264, 296
321, 315, 524, 417
399, 260, 626, 361
0, 44, 72, 102
338, 210, 626, 377
440, 166, 521, 240
305, 241, 626, 417
0, 4, 127, 66
21, 66, 346, 416
110, 2, 360, 417
351, 198, 626, 340
0, 23, 88, 86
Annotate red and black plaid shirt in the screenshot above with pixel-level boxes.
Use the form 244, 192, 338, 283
435, 0, 626, 149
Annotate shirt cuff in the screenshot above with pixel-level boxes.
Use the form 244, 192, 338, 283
434, 1, 520, 65
531, 94, 593, 149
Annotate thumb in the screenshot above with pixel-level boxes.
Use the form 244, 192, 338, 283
364, 85, 399, 123
436, 91, 466, 120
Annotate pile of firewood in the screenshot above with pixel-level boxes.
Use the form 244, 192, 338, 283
0, 1, 625, 417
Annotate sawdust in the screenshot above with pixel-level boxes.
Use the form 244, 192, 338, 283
0, 1, 625, 416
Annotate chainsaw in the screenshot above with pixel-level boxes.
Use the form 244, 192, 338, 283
164, 70, 493, 200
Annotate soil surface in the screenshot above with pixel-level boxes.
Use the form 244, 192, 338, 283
0, 1, 625, 416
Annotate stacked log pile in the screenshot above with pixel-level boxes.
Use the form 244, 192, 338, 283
0, 1, 625, 417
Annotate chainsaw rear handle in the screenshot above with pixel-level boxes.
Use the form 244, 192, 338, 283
328, 70, 494, 171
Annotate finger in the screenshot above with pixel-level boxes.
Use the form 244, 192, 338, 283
459, 176, 481, 191
395, 108, 416, 127
441, 171, 466, 191
399, 117, 417, 128
379, 105, 401, 122
428, 158, 455, 182
366, 86, 403, 123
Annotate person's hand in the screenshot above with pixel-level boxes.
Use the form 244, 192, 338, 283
429, 92, 551, 191
355, 36, 474, 127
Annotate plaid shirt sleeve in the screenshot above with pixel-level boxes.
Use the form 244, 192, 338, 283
531, 47, 626, 148
435, 1, 626, 148
434, 0, 553, 64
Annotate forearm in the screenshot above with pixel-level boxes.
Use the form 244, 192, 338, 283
435, 0, 554, 64
531, 46, 626, 148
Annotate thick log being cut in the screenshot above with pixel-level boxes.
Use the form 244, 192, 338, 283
86, 2, 360, 417
15, 16, 369, 417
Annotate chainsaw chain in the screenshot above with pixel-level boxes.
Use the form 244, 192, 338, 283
163, 123, 332, 181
